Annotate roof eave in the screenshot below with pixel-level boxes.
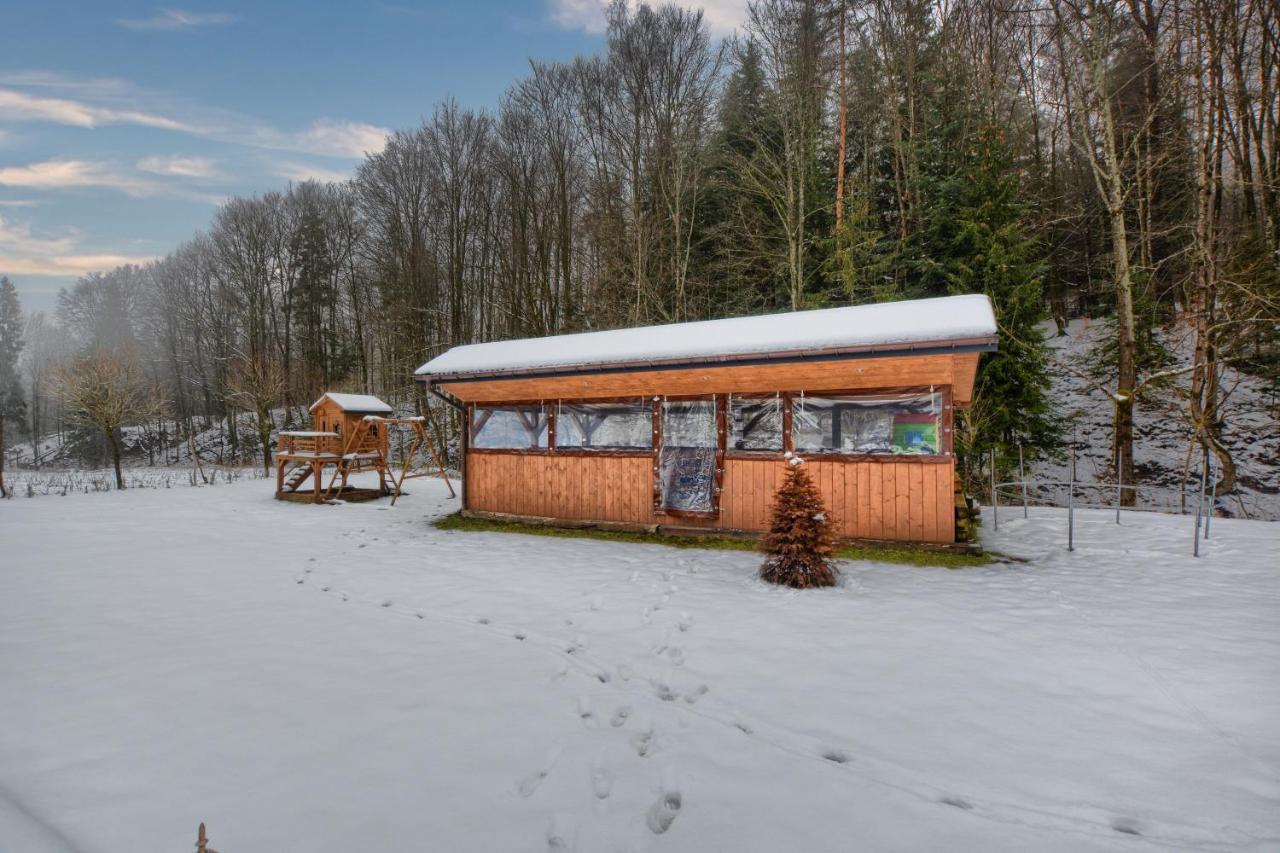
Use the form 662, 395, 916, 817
416, 335, 997, 386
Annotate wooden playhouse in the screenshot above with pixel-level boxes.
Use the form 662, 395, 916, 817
416, 294, 997, 545
275, 392, 451, 503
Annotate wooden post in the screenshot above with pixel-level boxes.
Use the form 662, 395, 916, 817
1115, 455, 1123, 524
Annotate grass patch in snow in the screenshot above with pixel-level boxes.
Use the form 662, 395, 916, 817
432, 512, 992, 568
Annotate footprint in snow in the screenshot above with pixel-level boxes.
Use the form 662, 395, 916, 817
514, 631, 527, 641
822, 748, 852, 764
666, 647, 685, 666
610, 706, 632, 727
381, 600, 393, 608
677, 613, 694, 632
589, 759, 614, 799
295, 577, 305, 584
939, 796, 971, 810
546, 814, 575, 852
566, 634, 586, 655
683, 684, 708, 704
577, 696, 594, 724
476, 616, 490, 625
653, 683, 678, 702
646, 770, 682, 835
589, 595, 603, 611
307, 557, 316, 562
519, 748, 562, 798
1111, 818, 1143, 836
630, 728, 654, 758
616, 663, 633, 682
733, 719, 753, 735
321, 586, 331, 592
519, 768, 549, 798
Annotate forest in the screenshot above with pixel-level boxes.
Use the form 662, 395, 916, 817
0, 0, 1276, 501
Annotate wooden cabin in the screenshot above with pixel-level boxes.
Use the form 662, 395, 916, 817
416, 294, 997, 545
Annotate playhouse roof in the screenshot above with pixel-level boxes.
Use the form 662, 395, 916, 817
310, 392, 393, 414
416, 294, 997, 381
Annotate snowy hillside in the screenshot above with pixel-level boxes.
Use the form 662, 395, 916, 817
1028, 319, 1280, 521
2, 476, 1277, 851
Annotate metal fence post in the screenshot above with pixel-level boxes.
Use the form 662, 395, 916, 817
1068, 479, 1075, 552
990, 449, 999, 532
1018, 443, 1029, 519
1193, 452, 1207, 558
1067, 429, 1076, 552
1204, 453, 1213, 540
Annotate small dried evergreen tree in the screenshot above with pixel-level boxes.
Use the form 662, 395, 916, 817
760, 455, 838, 588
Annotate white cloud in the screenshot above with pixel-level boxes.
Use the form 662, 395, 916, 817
0, 88, 194, 132
548, 0, 749, 35
0, 216, 77, 255
117, 8, 237, 31
277, 120, 390, 159
0, 253, 158, 276
0, 159, 222, 203
0, 215, 155, 276
0, 75, 387, 160
273, 161, 354, 184
0, 160, 157, 196
137, 154, 220, 179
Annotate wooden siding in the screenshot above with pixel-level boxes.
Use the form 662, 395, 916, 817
441, 353, 978, 406
466, 453, 955, 544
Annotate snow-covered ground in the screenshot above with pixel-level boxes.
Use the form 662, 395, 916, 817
1, 477, 1278, 852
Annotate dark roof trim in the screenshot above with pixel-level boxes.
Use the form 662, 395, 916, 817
418, 336, 997, 386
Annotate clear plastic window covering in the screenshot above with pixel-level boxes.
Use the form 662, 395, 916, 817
729, 395, 783, 451
470, 405, 550, 449
659, 400, 718, 512
792, 392, 942, 454
556, 401, 653, 450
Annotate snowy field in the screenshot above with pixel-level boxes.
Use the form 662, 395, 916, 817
1, 477, 1278, 852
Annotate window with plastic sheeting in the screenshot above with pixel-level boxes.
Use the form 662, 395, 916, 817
556, 401, 653, 450
728, 396, 784, 451
469, 404, 550, 449
792, 392, 943, 455
658, 399, 719, 514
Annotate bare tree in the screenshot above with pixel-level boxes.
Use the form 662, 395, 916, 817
56, 347, 167, 489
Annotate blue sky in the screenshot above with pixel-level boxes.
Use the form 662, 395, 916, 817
0, 1, 743, 315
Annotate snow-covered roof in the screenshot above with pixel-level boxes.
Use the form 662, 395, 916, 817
310, 392, 393, 413
416, 294, 997, 380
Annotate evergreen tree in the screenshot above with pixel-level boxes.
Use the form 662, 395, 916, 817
919, 125, 1061, 471
0, 277, 26, 497
760, 455, 838, 588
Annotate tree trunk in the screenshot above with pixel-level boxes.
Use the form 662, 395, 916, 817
108, 428, 124, 490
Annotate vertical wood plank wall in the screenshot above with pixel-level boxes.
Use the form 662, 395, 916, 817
465, 454, 956, 544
